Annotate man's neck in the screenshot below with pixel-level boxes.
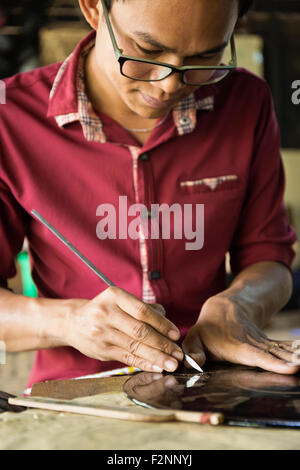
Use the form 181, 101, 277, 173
84, 46, 165, 140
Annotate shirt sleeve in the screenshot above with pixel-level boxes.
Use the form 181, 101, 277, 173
229, 83, 298, 276
0, 175, 29, 289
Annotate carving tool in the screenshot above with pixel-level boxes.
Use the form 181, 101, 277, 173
31, 209, 203, 373
183, 352, 203, 373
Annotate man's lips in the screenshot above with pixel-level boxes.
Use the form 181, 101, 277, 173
140, 92, 177, 109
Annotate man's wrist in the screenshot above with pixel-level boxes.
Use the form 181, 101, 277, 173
195, 287, 264, 332
33, 297, 84, 349
201, 261, 292, 329
213, 285, 262, 326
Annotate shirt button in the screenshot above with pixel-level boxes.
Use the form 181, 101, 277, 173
139, 153, 150, 161
179, 116, 190, 126
141, 208, 157, 219
148, 270, 161, 280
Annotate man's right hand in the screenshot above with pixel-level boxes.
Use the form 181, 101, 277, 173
63, 286, 183, 372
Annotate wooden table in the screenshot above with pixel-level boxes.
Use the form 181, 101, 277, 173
0, 311, 300, 450
1, 395, 300, 450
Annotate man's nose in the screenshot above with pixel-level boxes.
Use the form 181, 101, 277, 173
151, 72, 183, 94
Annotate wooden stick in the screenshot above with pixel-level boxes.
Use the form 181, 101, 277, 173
8, 396, 224, 425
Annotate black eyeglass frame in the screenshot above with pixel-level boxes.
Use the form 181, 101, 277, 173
100, 0, 238, 86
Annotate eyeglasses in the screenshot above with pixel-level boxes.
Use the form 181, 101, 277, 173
100, 0, 237, 86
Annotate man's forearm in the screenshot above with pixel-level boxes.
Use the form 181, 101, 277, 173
0, 287, 74, 351
215, 261, 293, 328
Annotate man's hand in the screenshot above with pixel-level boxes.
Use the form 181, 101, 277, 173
63, 286, 183, 372
182, 295, 300, 375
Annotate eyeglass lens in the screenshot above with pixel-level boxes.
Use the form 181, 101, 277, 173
122, 61, 230, 85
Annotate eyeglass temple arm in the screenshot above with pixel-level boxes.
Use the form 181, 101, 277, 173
100, 0, 124, 57
229, 35, 237, 67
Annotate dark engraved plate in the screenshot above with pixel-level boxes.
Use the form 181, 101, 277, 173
123, 363, 300, 428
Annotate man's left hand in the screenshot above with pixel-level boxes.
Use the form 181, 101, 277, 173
182, 295, 300, 375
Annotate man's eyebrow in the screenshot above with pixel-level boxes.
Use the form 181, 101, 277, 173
133, 31, 228, 56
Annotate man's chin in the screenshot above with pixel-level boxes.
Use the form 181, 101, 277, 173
128, 100, 174, 120
125, 90, 175, 118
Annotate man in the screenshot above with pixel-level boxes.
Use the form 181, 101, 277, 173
0, 0, 298, 389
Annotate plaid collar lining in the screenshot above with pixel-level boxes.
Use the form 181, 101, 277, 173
51, 36, 214, 143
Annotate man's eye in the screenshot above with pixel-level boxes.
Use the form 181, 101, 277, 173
137, 45, 161, 55
196, 54, 218, 60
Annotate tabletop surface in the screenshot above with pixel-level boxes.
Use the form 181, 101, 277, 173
1, 390, 300, 450
1, 310, 300, 450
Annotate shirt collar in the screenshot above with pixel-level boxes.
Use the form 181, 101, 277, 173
47, 30, 215, 143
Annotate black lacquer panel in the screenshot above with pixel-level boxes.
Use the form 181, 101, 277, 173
124, 363, 300, 428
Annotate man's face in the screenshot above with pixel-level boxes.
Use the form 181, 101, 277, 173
92, 0, 239, 119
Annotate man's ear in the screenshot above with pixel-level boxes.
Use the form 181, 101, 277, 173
78, 0, 101, 30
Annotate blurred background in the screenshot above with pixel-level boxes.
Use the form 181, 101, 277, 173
0, 0, 300, 394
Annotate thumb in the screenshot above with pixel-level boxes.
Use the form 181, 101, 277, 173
149, 303, 166, 317
182, 333, 206, 368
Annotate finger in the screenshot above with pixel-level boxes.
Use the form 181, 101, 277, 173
269, 339, 298, 354
264, 338, 300, 360
106, 345, 171, 373
246, 336, 297, 356
109, 305, 184, 361
237, 343, 300, 375
267, 344, 295, 363
110, 287, 180, 340
270, 339, 296, 346
182, 332, 206, 368
149, 303, 166, 316
105, 328, 179, 372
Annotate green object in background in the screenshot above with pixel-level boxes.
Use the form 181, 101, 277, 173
17, 252, 38, 298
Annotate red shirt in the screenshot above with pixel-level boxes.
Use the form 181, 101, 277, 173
0, 31, 297, 387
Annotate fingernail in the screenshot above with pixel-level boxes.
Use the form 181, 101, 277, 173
172, 350, 184, 361
168, 329, 180, 341
152, 365, 163, 373
165, 359, 178, 372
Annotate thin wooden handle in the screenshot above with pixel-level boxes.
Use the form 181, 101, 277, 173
8, 396, 223, 425
174, 410, 224, 425
8, 397, 175, 422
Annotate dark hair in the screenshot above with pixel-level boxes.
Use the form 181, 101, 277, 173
104, 0, 254, 17
238, 0, 254, 16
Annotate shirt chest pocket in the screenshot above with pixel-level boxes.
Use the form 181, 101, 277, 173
177, 174, 244, 251
179, 174, 241, 195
